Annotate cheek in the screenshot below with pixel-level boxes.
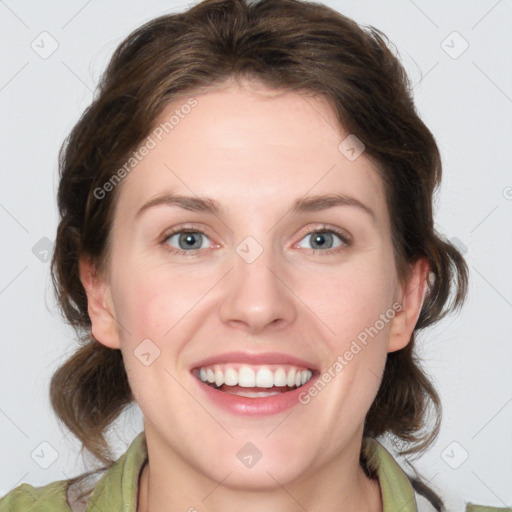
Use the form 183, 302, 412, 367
300, 254, 397, 344
110, 260, 209, 341
110, 265, 198, 418
300, 265, 394, 433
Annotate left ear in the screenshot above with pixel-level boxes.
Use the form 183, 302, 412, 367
387, 257, 430, 353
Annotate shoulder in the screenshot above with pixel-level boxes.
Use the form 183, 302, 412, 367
0, 432, 147, 512
414, 491, 439, 512
363, 438, 510, 512
0, 480, 70, 511
464, 506, 512, 512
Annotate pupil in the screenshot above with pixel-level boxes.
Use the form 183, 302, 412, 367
180, 233, 201, 249
312, 232, 332, 249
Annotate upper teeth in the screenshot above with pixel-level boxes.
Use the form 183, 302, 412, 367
195, 364, 313, 388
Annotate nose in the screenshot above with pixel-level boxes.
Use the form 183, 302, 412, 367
218, 243, 297, 334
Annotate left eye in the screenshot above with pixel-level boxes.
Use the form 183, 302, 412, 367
296, 230, 346, 251
164, 231, 211, 252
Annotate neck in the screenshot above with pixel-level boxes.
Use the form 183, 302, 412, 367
136, 432, 382, 512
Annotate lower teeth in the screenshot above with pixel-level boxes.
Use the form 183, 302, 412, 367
225, 390, 283, 398
203, 380, 297, 396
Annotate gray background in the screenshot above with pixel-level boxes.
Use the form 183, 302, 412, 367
0, 1, 511, 510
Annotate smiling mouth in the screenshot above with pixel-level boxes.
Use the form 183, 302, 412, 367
192, 364, 314, 397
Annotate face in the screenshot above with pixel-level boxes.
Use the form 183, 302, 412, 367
82, 78, 428, 490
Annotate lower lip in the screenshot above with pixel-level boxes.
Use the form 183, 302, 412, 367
192, 374, 319, 416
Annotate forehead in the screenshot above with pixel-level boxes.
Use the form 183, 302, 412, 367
115, 80, 388, 227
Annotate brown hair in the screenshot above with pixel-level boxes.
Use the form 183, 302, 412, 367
50, 0, 467, 505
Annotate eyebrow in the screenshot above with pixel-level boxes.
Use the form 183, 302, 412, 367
136, 192, 376, 223
291, 194, 376, 223
136, 194, 222, 218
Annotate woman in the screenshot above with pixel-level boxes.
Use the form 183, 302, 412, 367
0, 0, 502, 510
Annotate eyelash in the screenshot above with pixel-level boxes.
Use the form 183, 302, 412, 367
295, 225, 352, 255
160, 224, 352, 256
161, 227, 215, 256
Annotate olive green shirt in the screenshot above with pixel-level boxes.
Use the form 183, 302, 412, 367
0, 432, 507, 511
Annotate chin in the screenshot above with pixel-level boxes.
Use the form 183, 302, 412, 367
209, 464, 306, 492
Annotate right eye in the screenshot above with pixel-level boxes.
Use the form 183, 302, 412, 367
162, 229, 213, 255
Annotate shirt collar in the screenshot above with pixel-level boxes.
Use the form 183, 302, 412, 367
86, 431, 148, 511
364, 437, 419, 511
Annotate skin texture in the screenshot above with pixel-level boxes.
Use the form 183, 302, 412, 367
80, 77, 429, 512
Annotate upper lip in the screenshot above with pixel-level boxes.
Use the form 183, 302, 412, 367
191, 351, 319, 371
